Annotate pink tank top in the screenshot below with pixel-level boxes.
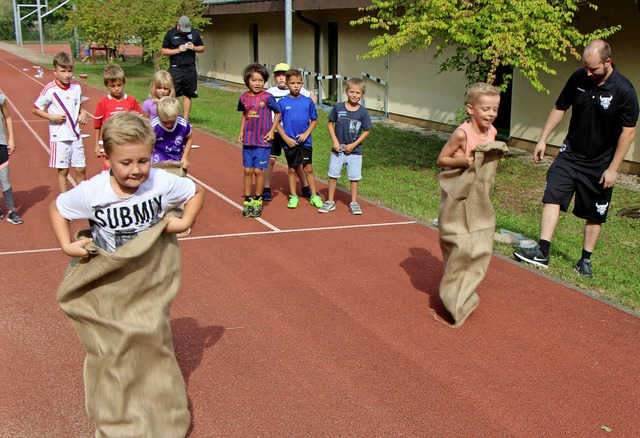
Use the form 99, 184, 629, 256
458, 121, 497, 154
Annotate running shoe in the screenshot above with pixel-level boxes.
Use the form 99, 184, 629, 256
251, 198, 263, 218
301, 185, 312, 198
318, 201, 336, 213
349, 201, 363, 215
287, 195, 299, 209
7, 210, 23, 224
261, 188, 272, 201
574, 258, 593, 278
242, 200, 253, 218
310, 194, 323, 208
513, 245, 549, 268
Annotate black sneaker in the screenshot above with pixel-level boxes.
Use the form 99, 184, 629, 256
513, 245, 549, 268
261, 188, 272, 201
301, 185, 312, 198
7, 210, 23, 224
574, 258, 593, 278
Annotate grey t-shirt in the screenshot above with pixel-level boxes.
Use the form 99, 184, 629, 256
328, 102, 372, 155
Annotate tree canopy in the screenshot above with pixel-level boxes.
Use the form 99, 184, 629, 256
353, 0, 620, 92
66, 0, 209, 66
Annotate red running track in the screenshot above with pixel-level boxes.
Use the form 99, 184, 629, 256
0, 46, 639, 437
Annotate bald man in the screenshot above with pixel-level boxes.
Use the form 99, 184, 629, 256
514, 39, 638, 278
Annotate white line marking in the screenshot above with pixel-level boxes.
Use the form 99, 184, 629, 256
0, 221, 416, 256
188, 174, 281, 232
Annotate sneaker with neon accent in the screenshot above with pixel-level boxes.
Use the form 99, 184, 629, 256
251, 198, 263, 218
318, 201, 336, 213
574, 258, 593, 278
287, 195, 299, 209
513, 245, 549, 268
7, 210, 23, 224
242, 200, 253, 218
309, 194, 323, 208
349, 202, 363, 215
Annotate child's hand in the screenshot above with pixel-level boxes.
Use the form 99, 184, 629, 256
94, 146, 104, 158
163, 216, 190, 234
62, 237, 92, 258
7, 142, 15, 155
180, 157, 189, 170
52, 113, 66, 124
344, 143, 355, 155
237, 132, 244, 143
264, 131, 275, 142
331, 141, 341, 152
77, 110, 88, 125
285, 136, 298, 148
296, 132, 309, 144
464, 154, 475, 168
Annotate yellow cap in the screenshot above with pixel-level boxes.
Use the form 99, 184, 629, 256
274, 63, 290, 73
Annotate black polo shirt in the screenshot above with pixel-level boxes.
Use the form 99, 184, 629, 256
556, 67, 638, 163
162, 27, 204, 68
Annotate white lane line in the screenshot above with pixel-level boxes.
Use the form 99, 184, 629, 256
0, 221, 416, 256
188, 174, 281, 232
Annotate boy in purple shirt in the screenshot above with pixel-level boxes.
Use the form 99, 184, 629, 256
151, 97, 193, 171
237, 63, 280, 218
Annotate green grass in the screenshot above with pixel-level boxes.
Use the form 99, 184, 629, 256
74, 61, 640, 312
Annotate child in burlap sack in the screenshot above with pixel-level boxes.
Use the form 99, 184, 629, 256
436, 83, 508, 327
50, 112, 204, 437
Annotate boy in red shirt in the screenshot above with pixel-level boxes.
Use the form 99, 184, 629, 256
94, 65, 142, 165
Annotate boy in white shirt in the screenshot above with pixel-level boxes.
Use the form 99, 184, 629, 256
50, 111, 204, 255
33, 52, 89, 193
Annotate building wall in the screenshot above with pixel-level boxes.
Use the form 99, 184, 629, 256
200, 0, 640, 172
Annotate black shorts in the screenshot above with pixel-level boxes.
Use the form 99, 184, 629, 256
0, 144, 8, 166
169, 66, 198, 98
284, 145, 313, 168
270, 133, 285, 157
543, 154, 613, 223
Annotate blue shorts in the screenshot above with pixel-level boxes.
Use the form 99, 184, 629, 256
328, 151, 362, 181
243, 146, 270, 169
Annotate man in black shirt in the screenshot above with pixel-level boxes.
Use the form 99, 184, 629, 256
161, 16, 205, 120
514, 39, 638, 278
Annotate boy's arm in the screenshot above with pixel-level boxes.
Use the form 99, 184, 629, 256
265, 112, 280, 142
327, 121, 341, 152
164, 183, 205, 234
49, 201, 92, 258
32, 107, 66, 124
180, 133, 193, 169
296, 119, 317, 144
1, 101, 15, 154
344, 129, 370, 155
437, 128, 473, 168
238, 113, 246, 143
94, 127, 103, 157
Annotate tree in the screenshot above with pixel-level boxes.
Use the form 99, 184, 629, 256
66, 0, 209, 68
353, 0, 620, 92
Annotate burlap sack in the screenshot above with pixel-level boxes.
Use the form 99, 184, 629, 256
437, 141, 508, 327
56, 218, 190, 438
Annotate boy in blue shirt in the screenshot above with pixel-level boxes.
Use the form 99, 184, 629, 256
277, 69, 322, 209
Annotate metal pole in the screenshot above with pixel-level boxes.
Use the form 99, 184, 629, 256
285, 0, 292, 65
12, 0, 21, 47
36, 0, 44, 54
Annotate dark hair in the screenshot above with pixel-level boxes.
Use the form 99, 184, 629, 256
242, 63, 269, 87
285, 68, 302, 81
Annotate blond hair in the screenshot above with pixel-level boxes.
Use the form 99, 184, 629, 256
346, 77, 366, 93
466, 82, 500, 104
103, 64, 126, 85
53, 52, 74, 69
156, 96, 181, 120
102, 112, 155, 156
149, 70, 176, 101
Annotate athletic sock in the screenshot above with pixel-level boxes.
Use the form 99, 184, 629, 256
538, 239, 551, 257
581, 249, 592, 261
